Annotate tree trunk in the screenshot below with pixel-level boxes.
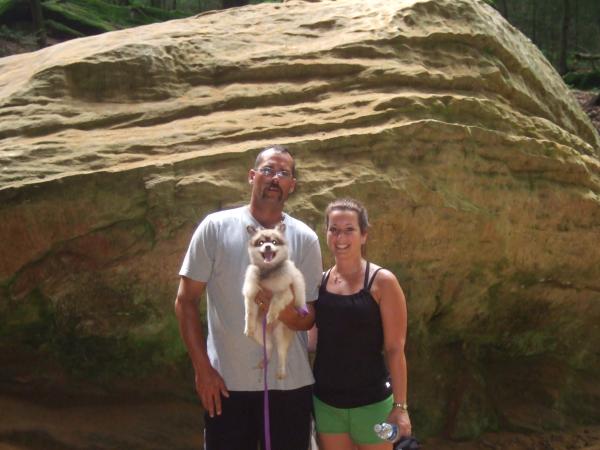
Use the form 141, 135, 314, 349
28, 0, 46, 48
558, 0, 571, 75
531, 0, 537, 45
222, 0, 249, 8
498, 0, 509, 21
573, 0, 578, 51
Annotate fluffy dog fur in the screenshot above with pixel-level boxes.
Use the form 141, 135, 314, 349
242, 223, 306, 379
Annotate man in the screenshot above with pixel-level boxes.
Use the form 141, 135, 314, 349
175, 144, 323, 450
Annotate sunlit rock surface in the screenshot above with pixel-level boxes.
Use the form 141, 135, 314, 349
1, 0, 599, 445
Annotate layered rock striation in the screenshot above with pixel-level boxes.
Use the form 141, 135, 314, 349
1, 0, 600, 443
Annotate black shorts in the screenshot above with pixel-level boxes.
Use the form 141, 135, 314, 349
204, 385, 313, 450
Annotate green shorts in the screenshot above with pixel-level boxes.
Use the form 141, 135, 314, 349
313, 395, 393, 444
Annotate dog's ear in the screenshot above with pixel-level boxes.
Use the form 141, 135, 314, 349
276, 223, 286, 234
247, 225, 258, 236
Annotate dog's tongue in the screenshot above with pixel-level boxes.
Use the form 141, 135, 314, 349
263, 250, 275, 262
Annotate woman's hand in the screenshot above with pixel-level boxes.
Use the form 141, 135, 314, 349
388, 408, 412, 437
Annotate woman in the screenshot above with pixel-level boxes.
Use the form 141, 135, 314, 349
309, 198, 411, 450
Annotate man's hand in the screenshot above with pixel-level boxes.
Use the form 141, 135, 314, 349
255, 284, 314, 330
255, 288, 273, 312
195, 365, 229, 418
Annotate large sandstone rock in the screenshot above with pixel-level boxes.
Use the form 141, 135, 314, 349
1, 0, 599, 444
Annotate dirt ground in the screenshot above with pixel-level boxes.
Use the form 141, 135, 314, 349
1, 377, 600, 450
424, 427, 600, 450
0, 377, 203, 450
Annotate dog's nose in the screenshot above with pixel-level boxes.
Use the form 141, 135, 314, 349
265, 245, 272, 251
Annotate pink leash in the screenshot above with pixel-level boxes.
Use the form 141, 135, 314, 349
261, 306, 308, 450
262, 314, 272, 450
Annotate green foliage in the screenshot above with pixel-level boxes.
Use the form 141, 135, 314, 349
44, 18, 85, 38
563, 71, 600, 90
49, 314, 189, 379
492, 0, 600, 75
0, 23, 37, 45
0, 286, 189, 380
0, 289, 56, 350
0, 0, 283, 49
0, 0, 17, 16
42, 0, 186, 34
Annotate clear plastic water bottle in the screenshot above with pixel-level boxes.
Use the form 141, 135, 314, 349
374, 422, 400, 443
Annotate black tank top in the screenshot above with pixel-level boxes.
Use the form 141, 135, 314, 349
313, 262, 392, 408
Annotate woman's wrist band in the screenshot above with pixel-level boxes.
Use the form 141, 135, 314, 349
393, 402, 409, 411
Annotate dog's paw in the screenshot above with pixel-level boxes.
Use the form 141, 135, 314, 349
266, 312, 277, 324
244, 325, 255, 337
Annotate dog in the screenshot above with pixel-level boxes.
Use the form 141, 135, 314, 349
242, 223, 306, 379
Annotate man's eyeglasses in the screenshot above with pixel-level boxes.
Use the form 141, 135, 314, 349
257, 166, 293, 179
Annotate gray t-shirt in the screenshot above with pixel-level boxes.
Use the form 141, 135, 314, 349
179, 205, 323, 391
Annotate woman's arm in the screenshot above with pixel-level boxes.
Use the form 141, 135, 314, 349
377, 269, 412, 437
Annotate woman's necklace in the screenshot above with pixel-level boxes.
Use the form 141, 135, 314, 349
332, 262, 364, 284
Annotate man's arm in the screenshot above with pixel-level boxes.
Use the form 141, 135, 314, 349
278, 300, 315, 331
174, 276, 229, 417
278, 232, 322, 330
